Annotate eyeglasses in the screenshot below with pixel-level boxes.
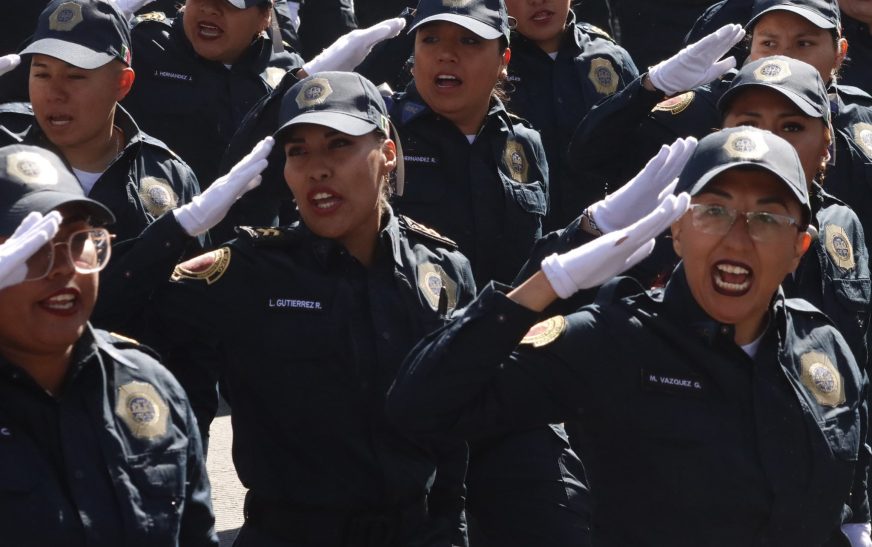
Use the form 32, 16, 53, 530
688, 204, 800, 242
25, 228, 112, 281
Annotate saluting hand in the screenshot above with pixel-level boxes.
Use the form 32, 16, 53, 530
0, 54, 20, 78
0, 211, 61, 291
586, 137, 697, 234
647, 24, 746, 96
301, 17, 407, 76
541, 193, 691, 299
173, 137, 273, 237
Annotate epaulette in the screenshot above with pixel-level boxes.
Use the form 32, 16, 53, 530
400, 215, 457, 249
235, 224, 303, 246
95, 330, 161, 366
0, 102, 33, 116
506, 111, 534, 128
784, 296, 829, 319
580, 23, 615, 42
133, 11, 168, 26
138, 132, 183, 161
652, 91, 696, 115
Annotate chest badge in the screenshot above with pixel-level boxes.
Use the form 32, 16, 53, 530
139, 177, 179, 217
800, 352, 846, 407
503, 139, 529, 183
824, 224, 855, 271
653, 91, 695, 115
171, 247, 232, 285
417, 262, 458, 312
588, 58, 619, 96
853, 123, 872, 159
520, 316, 566, 348
116, 382, 169, 440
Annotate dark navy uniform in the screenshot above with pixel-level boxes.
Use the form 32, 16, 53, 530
297, 0, 356, 60
388, 270, 871, 546
149, 212, 475, 547
0, 327, 217, 547
390, 85, 549, 287
122, 12, 303, 186
0, 103, 204, 333
842, 15, 872, 94
506, 12, 638, 230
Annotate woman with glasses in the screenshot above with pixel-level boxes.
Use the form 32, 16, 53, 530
387, 126, 871, 546
0, 144, 217, 546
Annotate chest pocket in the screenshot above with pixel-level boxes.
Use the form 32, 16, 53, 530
499, 169, 548, 217
820, 406, 861, 461
126, 449, 186, 540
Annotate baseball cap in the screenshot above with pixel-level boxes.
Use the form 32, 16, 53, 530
0, 145, 115, 236
226, 0, 273, 8
675, 127, 810, 221
274, 71, 407, 195
409, 0, 511, 42
748, 0, 840, 30
20, 0, 132, 70
719, 56, 830, 122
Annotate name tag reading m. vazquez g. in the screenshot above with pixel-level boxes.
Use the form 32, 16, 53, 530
641, 370, 705, 396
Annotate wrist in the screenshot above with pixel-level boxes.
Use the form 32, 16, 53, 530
581, 208, 604, 237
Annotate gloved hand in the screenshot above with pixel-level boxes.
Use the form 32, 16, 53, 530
0, 211, 61, 291
287, 1, 301, 31
647, 24, 745, 96
0, 54, 21, 77
542, 193, 691, 298
110, 0, 152, 18
173, 137, 273, 237
587, 137, 697, 234
302, 17, 406, 75
843, 523, 872, 547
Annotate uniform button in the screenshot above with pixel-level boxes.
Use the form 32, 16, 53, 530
123, 271, 133, 279
382, 331, 391, 341
164, 241, 172, 248
557, 97, 564, 104
496, 314, 506, 323
74, 470, 84, 480
720, 326, 729, 335
497, 363, 505, 370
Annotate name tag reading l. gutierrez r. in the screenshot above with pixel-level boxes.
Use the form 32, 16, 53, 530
641, 369, 705, 396
267, 298, 323, 311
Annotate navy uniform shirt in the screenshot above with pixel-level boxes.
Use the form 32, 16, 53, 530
148, 212, 475, 545
0, 327, 216, 547
842, 15, 872, 94
388, 270, 870, 546
122, 12, 303, 186
390, 86, 549, 287
506, 14, 637, 230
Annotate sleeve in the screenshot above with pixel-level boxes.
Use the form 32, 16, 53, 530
354, 7, 416, 91
178, 398, 220, 547
386, 283, 596, 439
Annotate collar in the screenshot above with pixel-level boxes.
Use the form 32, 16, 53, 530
0, 325, 101, 390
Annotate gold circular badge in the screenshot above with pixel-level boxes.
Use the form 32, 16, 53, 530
521, 316, 567, 348
139, 177, 179, 217
800, 352, 845, 408
115, 382, 169, 440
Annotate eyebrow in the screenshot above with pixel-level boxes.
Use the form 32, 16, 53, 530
699, 188, 790, 208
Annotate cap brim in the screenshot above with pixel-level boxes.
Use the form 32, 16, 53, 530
225, 0, 271, 7
21, 38, 114, 70
748, 5, 835, 29
274, 111, 378, 140
409, 14, 503, 40
688, 162, 808, 212
719, 82, 822, 119
1, 192, 115, 235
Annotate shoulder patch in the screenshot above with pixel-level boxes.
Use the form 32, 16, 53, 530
853, 122, 872, 158
588, 58, 619, 95
520, 316, 566, 347
171, 247, 231, 284
417, 262, 458, 312
581, 23, 614, 42
133, 11, 167, 25
653, 91, 695, 115
400, 216, 457, 249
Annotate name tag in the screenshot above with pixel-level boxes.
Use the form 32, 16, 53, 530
268, 298, 323, 310
641, 369, 705, 396
153, 69, 194, 83
404, 155, 439, 165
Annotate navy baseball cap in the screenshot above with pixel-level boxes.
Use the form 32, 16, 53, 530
676, 127, 810, 221
719, 56, 830, 122
748, 0, 840, 30
409, 0, 511, 42
274, 71, 407, 195
226, 0, 273, 7
20, 0, 132, 69
0, 145, 114, 236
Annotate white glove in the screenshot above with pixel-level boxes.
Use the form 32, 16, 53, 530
0, 54, 21, 77
648, 24, 745, 96
173, 137, 273, 237
843, 523, 872, 547
542, 193, 691, 298
110, 0, 152, 18
587, 137, 697, 234
302, 17, 406, 74
0, 211, 61, 291
287, 1, 301, 32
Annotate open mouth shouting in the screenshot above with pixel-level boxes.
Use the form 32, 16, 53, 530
46, 114, 73, 128
307, 188, 343, 215
713, 261, 752, 296
39, 288, 80, 317
531, 10, 555, 24
435, 73, 462, 89
196, 21, 224, 40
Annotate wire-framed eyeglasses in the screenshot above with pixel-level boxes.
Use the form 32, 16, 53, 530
688, 203, 800, 242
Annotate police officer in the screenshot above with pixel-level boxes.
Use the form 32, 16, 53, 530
388, 127, 872, 546
504, 0, 638, 230
0, 144, 217, 547
121, 0, 303, 186
148, 71, 474, 547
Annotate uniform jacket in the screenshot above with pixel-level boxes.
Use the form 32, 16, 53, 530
841, 15, 872, 95
0, 327, 216, 547
390, 86, 549, 287
388, 270, 871, 546
149, 212, 476, 545
122, 12, 303, 185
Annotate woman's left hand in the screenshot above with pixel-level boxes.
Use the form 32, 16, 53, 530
0, 54, 20, 78
301, 17, 407, 76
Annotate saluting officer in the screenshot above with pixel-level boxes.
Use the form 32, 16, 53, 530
388, 127, 872, 547
0, 144, 217, 547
